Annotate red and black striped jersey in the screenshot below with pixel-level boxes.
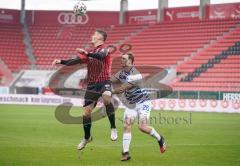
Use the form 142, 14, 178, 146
86, 44, 111, 84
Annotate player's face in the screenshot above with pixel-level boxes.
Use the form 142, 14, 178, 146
121, 54, 132, 68
91, 31, 103, 43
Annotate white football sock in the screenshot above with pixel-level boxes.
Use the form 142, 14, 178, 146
123, 133, 132, 153
150, 127, 161, 141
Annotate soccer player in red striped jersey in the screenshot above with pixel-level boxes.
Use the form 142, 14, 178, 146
52, 29, 117, 150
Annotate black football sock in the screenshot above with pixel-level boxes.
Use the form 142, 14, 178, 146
106, 102, 116, 129
83, 115, 92, 139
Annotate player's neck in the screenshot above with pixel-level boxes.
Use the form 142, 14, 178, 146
93, 41, 104, 47
123, 65, 133, 72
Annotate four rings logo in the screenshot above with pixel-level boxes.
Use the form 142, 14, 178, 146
57, 12, 89, 25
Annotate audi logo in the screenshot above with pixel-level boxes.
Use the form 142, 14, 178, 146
57, 12, 89, 25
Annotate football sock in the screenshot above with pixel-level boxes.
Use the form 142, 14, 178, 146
123, 133, 132, 153
83, 115, 92, 140
149, 127, 161, 141
106, 102, 116, 129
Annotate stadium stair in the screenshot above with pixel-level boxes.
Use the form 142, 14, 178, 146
22, 21, 36, 69
172, 38, 240, 92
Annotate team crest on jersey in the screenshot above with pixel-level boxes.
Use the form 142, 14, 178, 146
105, 84, 110, 88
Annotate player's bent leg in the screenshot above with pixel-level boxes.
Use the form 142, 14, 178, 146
102, 91, 112, 105
77, 103, 95, 150
138, 117, 152, 134
138, 118, 166, 153
102, 92, 117, 141
138, 102, 167, 153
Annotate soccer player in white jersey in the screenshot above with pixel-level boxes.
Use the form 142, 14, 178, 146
111, 52, 166, 161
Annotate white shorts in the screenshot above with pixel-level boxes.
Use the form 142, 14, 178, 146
123, 101, 152, 122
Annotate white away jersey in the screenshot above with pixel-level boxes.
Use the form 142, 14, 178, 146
114, 66, 150, 104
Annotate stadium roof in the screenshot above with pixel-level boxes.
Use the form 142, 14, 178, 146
0, 0, 239, 11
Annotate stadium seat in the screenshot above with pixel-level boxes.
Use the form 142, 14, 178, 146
0, 23, 29, 72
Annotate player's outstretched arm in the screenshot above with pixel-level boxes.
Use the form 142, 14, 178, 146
60, 57, 83, 66
52, 57, 83, 66
112, 83, 133, 94
52, 59, 61, 66
110, 75, 121, 84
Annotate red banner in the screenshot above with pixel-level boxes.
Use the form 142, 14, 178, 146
125, 9, 157, 24
164, 6, 199, 21
206, 3, 240, 20
0, 9, 20, 24
26, 10, 119, 26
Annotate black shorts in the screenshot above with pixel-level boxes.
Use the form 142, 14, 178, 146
83, 80, 111, 107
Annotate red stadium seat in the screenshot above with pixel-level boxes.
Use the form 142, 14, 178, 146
0, 23, 29, 72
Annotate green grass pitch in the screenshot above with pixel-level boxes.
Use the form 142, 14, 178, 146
0, 104, 240, 166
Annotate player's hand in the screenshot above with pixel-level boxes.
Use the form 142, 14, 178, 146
52, 59, 61, 66
76, 48, 88, 55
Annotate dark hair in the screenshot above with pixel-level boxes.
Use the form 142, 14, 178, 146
96, 29, 107, 41
127, 52, 134, 64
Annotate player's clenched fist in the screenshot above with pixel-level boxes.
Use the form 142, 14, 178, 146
52, 59, 61, 66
